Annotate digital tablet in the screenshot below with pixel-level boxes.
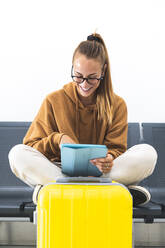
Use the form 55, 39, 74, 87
61, 144, 108, 177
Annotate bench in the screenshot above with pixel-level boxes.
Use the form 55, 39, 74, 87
0, 122, 34, 222
136, 123, 165, 223
0, 122, 164, 223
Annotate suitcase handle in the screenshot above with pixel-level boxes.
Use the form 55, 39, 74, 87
56, 177, 112, 183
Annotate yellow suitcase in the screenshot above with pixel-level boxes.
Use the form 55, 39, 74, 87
37, 177, 133, 248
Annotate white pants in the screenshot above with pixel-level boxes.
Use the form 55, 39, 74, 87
8, 144, 157, 188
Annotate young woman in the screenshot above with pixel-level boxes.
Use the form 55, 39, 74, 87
8, 33, 157, 206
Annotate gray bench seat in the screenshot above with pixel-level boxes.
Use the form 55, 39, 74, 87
0, 122, 165, 222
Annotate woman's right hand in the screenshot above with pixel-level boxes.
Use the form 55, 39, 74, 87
59, 134, 76, 149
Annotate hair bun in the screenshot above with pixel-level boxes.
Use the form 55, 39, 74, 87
87, 35, 102, 44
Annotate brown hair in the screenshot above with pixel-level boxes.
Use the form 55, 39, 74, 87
72, 33, 114, 124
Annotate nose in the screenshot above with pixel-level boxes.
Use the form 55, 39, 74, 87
80, 79, 90, 88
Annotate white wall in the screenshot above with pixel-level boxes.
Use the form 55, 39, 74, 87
0, 0, 164, 122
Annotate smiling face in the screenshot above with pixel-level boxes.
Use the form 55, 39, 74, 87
73, 54, 103, 98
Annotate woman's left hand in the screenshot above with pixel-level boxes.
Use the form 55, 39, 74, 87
90, 154, 114, 174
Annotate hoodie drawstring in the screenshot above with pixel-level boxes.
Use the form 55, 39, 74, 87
93, 108, 97, 144
76, 100, 79, 140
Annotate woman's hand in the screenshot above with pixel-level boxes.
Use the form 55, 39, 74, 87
59, 135, 76, 148
90, 153, 114, 174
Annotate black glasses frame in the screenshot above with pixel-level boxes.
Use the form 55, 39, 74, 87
71, 66, 104, 85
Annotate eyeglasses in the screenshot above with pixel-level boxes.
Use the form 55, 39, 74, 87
71, 66, 104, 85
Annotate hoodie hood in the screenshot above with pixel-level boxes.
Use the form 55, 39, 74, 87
24, 81, 128, 162
63, 82, 98, 143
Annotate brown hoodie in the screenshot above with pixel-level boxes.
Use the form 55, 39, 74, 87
23, 82, 128, 162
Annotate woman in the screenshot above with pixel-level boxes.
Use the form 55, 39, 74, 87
8, 33, 157, 206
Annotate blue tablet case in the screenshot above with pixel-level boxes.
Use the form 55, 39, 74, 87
61, 144, 108, 177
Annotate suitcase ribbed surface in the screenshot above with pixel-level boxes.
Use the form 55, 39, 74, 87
37, 183, 132, 248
